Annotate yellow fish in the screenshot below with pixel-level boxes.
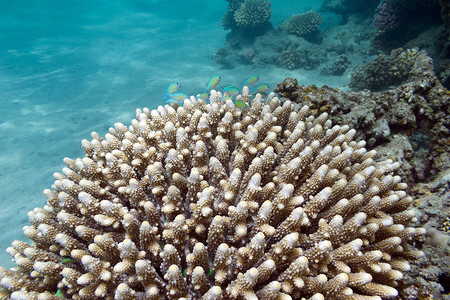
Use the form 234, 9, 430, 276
206, 75, 221, 91
197, 92, 209, 100
162, 82, 179, 100
166, 92, 188, 104
253, 83, 270, 93
234, 100, 248, 108
241, 75, 259, 86
223, 85, 240, 97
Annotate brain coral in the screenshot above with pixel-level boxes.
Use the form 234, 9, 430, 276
0, 88, 425, 299
234, 0, 271, 28
280, 11, 322, 36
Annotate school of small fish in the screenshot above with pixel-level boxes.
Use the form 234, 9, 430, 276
162, 75, 271, 109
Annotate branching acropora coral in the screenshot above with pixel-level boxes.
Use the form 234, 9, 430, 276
0, 87, 425, 299
281, 11, 322, 36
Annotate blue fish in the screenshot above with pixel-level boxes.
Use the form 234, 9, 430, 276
234, 100, 248, 108
166, 92, 188, 104
253, 83, 271, 93
241, 75, 259, 86
197, 92, 209, 100
223, 86, 240, 97
206, 75, 221, 91
162, 82, 179, 100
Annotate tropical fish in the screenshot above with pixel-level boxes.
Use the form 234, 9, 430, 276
221, 96, 233, 101
206, 75, 221, 91
241, 75, 259, 86
206, 268, 213, 277
166, 92, 188, 104
253, 83, 271, 93
223, 85, 240, 97
162, 82, 179, 100
55, 289, 65, 298
234, 100, 248, 108
61, 258, 77, 264
197, 92, 209, 100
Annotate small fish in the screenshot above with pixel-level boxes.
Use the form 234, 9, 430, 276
197, 92, 209, 100
221, 96, 233, 101
234, 100, 248, 108
165, 92, 189, 104
223, 85, 240, 96
253, 83, 271, 93
56, 288, 65, 298
61, 258, 77, 264
207, 268, 213, 277
241, 75, 259, 86
162, 82, 179, 100
206, 75, 221, 91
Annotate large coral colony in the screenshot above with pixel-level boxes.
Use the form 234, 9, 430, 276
0, 88, 426, 299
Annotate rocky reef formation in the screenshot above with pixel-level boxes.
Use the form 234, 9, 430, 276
275, 50, 450, 299
275, 50, 449, 181
0, 88, 427, 299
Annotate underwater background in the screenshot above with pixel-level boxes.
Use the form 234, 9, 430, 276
0, 0, 338, 269
0, 0, 449, 297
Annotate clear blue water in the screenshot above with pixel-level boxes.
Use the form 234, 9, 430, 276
0, 0, 329, 267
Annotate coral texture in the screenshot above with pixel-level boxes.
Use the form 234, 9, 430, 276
275, 50, 449, 183
350, 48, 421, 92
0, 88, 426, 299
277, 48, 302, 70
233, 0, 271, 28
280, 11, 322, 37
374, 0, 403, 33
320, 55, 350, 76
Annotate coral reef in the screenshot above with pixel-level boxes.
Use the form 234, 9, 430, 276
0, 88, 427, 299
404, 175, 450, 298
374, 0, 403, 33
277, 48, 301, 70
275, 50, 449, 189
275, 51, 450, 297
349, 48, 421, 92
280, 11, 322, 37
222, 0, 245, 30
221, 0, 272, 41
234, 0, 271, 28
320, 55, 350, 76
215, 11, 374, 73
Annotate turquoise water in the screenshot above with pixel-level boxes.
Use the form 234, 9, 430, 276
0, 0, 330, 267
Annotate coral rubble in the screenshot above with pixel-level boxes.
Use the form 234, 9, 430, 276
0, 88, 426, 299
